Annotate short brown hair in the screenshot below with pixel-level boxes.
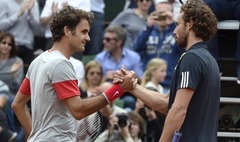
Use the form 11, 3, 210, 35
50, 6, 94, 42
180, 1, 217, 41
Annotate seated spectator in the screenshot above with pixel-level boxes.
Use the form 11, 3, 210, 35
109, 0, 153, 49
0, 81, 17, 142
0, 32, 24, 96
80, 60, 103, 98
95, 25, 143, 79
135, 58, 167, 141
0, 109, 17, 142
133, 1, 185, 94
0, 0, 40, 74
141, 58, 167, 94
95, 111, 144, 142
69, 56, 85, 87
95, 25, 143, 110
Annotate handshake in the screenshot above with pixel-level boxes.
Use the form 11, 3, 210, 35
102, 66, 138, 103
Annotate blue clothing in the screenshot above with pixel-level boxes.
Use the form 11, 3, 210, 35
95, 48, 143, 78
133, 23, 184, 88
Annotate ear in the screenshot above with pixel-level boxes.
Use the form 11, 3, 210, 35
63, 26, 70, 38
186, 21, 193, 31
116, 39, 122, 47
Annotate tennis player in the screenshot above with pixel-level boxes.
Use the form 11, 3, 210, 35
11, 6, 137, 142
114, 1, 220, 142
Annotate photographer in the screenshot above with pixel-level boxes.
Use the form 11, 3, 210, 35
95, 111, 144, 142
133, 1, 185, 94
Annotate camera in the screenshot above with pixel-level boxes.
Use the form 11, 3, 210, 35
154, 12, 167, 21
116, 113, 128, 128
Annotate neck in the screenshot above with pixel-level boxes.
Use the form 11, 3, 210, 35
0, 53, 10, 61
110, 47, 122, 62
51, 40, 73, 59
186, 33, 203, 51
150, 78, 159, 86
135, 8, 148, 19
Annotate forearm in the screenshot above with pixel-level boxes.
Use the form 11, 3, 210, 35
14, 104, 32, 137
40, 15, 53, 26
130, 84, 168, 114
159, 106, 186, 142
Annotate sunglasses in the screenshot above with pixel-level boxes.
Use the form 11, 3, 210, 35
139, 0, 152, 2
1, 41, 12, 47
103, 37, 117, 42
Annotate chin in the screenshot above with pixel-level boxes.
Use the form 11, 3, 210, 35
78, 46, 85, 52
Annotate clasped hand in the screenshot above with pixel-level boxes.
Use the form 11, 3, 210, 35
113, 66, 138, 92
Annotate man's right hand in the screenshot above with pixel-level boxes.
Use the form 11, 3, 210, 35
118, 70, 137, 92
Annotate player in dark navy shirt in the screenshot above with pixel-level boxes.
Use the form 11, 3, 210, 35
113, 1, 220, 142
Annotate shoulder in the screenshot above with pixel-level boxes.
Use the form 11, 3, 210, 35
124, 48, 140, 57
95, 51, 108, 59
119, 9, 134, 15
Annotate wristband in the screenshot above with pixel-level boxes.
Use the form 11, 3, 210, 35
102, 84, 124, 103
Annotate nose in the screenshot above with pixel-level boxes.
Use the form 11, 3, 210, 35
85, 34, 90, 42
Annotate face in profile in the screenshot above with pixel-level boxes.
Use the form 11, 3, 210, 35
69, 19, 90, 52
173, 12, 189, 48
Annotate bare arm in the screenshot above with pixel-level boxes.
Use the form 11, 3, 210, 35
11, 91, 32, 137
40, 2, 58, 26
63, 71, 137, 120
159, 88, 194, 142
130, 84, 169, 114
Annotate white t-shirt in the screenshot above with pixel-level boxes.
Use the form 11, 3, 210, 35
21, 50, 80, 141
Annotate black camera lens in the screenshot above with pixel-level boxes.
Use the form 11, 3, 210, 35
116, 113, 128, 128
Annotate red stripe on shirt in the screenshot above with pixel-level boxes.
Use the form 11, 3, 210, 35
53, 80, 80, 100
19, 77, 31, 96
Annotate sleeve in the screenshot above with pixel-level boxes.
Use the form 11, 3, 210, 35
132, 53, 143, 79
132, 25, 153, 52
109, 11, 127, 27
9, 58, 24, 94
177, 53, 204, 90
52, 60, 80, 100
0, 1, 18, 31
40, 0, 54, 18
19, 77, 31, 96
28, 1, 40, 31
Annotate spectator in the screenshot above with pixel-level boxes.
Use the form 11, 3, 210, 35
95, 25, 143, 80
95, 111, 144, 142
141, 58, 167, 94
110, 0, 153, 49
136, 58, 167, 141
84, 0, 105, 55
69, 56, 85, 87
0, 32, 24, 96
0, 0, 40, 74
134, 99, 164, 142
80, 60, 103, 98
0, 109, 17, 142
133, 1, 185, 94
95, 25, 143, 110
